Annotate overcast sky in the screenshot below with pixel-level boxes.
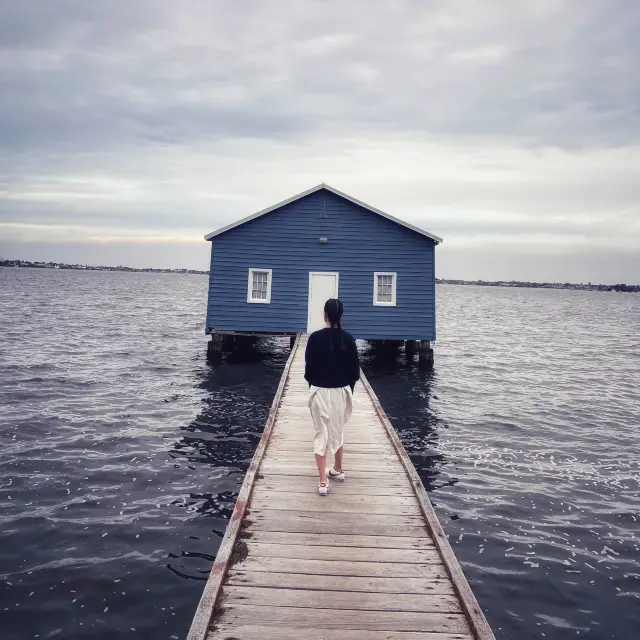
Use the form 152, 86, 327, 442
1, 1, 638, 282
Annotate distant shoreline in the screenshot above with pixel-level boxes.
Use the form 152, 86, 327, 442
1, 260, 637, 292
435, 278, 638, 293
0, 259, 208, 276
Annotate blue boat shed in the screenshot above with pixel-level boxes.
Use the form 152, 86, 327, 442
204, 184, 442, 359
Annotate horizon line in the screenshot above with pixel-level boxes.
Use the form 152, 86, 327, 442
1, 259, 638, 290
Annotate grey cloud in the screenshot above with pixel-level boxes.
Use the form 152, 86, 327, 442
0, 0, 638, 280
2, 0, 638, 153
0, 199, 216, 230
0, 1, 157, 49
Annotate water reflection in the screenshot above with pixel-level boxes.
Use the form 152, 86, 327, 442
182, 341, 287, 458
174, 341, 288, 484
359, 341, 449, 492
165, 339, 290, 583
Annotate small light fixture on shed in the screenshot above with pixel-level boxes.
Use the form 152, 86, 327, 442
319, 237, 328, 244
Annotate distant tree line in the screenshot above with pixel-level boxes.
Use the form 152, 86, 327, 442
0, 259, 209, 275
1, 260, 636, 291
435, 278, 639, 293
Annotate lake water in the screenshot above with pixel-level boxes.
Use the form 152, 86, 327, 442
0, 268, 638, 640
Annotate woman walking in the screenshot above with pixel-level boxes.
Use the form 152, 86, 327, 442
305, 299, 360, 496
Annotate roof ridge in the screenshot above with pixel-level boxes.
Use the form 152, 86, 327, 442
204, 184, 443, 244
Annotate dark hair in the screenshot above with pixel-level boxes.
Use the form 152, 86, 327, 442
324, 298, 345, 352
324, 298, 344, 328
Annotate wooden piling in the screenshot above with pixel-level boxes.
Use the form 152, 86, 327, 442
418, 340, 434, 367
206, 333, 223, 362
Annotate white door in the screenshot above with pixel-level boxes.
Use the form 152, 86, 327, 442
307, 272, 339, 333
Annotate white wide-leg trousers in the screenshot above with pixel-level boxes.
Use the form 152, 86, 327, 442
308, 385, 353, 456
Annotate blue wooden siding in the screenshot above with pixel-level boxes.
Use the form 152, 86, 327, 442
206, 188, 436, 341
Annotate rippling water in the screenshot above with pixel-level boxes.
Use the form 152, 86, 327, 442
0, 268, 638, 640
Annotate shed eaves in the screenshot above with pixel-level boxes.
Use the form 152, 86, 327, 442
204, 183, 443, 244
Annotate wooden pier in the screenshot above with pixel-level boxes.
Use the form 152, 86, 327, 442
188, 334, 494, 640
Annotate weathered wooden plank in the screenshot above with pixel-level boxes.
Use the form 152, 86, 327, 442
267, 450, 400, 461
271, 436, 389, 446
186, 337, 301, 640
276, 406, 378, 411
269, 442, 388, 450
261, 458, 404, 471
250, 490, 418, 506
264, 452, 402, 465
212, 604, 471, 634
273, 427, 387, 438
244, 517, 427, 537
268, 440, 390, 449
241, 530, 434, 549
279, 416, 379, 420
273, 421, 385, 429
259, 464, 406, 478
268, 441, 394, 453
250, 496, 420, 516
276, 420, 382, 428
221, 586, 462, 613
230, 556, 447, 579
273, 432, 386, 440
359, 371, 495, 640
248, 509, 423, 527
209, 626, 472, 640
276, 416, 384, 423
263, 447, 393, 456
243, 542, 441, 564
270, 434, 389, 444
253, 477, 415, 496
276, 408, 379, 415
226, 569, 454, 595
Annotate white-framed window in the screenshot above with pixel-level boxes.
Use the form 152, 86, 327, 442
247, 268, 272, 303
373, 272, 397, 306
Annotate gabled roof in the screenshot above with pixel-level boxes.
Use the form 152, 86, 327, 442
204, 183, 443, 244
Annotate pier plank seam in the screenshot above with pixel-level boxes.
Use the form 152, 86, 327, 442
188, 334, 494, 640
